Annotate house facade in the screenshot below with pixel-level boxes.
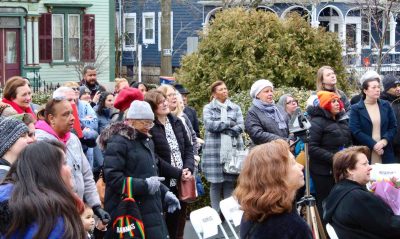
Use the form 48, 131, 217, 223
0, 0, 114, 87
122, 0, 400, 79
116, 0, 203, 80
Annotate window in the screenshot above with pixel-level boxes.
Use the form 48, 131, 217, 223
361, 16, 370, 48
39, 11, 95, 63
382, 17, 391, 46
68, 14, 80, 61
158, 12, 173, 51
346, 24, 357, 50
52, 14, 64, 61
123, 13, 136, 51
142, 12, 155, 44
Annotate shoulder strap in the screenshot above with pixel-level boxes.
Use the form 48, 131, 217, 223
122, 177, 134, 198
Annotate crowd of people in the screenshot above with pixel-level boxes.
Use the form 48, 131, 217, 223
0, 64, 400, 239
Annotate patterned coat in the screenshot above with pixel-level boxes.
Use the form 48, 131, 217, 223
201, 99, 244, 183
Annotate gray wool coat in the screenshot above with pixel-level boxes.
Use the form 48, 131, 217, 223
245, 104, 289, 145
201, 99, 244, 183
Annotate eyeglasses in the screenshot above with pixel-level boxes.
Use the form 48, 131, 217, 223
137, 120, 155, 128
286, 100, 298, 105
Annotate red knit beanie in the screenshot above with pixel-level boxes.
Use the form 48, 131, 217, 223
317, 91, 341, 111
114, 87, 144, 112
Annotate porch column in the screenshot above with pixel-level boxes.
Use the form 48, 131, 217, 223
342, 23, 346, 55
26, 16, 33, 65
390, 19, 397, 53
33, 16, 39, 65
311, 4, 319, 28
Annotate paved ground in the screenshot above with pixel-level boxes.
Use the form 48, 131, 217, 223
184, 220, 239, 239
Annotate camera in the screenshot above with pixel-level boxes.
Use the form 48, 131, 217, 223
289, 108, 311, 135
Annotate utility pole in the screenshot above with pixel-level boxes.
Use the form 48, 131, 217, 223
160, 0, 172, 76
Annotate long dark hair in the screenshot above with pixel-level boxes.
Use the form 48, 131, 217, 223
4, 141, 85, 239
96, 91, 113, 115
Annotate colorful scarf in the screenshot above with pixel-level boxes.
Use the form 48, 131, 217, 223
2, 98, 36, 119
35, 120, 71, 144
252, 98, 287, 129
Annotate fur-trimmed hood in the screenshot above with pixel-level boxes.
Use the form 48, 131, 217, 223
97, 122, 137, 150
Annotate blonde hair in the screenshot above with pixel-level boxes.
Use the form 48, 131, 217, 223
114, 78, 129, 92
316, 66, 337, 92
171, 92, 184, 116
63, 81, 80, 88
157, 84, 175, 96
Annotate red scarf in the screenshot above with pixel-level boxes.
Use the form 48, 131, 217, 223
71, 103, 83, 138
2, 98, 36, 119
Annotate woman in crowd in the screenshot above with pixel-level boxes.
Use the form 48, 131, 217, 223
101, 100, 180, 239
132, 82, 149, 95
12, 113, 37, 142
245, 79, 290, 145
307, 91, 352, 217
315, 66, 350, 111
95, 91, 115, 134
35, 98, 110, 225
145, 90, 194, 239
323, 146, 400, 239
349, 70, 397, 164
1, 76, 35, 119
114, 78, 129, 96
277, 94, 299, 119
202, 80, 244, 213
79, 86, 92, 103
0, 117, 33, 181
0, 140, 86, 238
235, 139, 312, 239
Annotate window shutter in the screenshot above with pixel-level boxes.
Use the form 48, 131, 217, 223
39, 13, 52, 62
82, 14, 95, 62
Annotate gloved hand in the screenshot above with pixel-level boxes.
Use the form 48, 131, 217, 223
146, 176, 165, 195
164, 191, 181, 213
223, 128, 240, 138
93, 205, 111, 224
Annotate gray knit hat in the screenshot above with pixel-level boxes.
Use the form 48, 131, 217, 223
0, 116, 29, 158
126, 100, 154, 120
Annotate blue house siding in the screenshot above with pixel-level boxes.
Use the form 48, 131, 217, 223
120, 0, 203, 67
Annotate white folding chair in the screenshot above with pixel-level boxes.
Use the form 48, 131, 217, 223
326, 223, 339, 239
219, 196, 243, 239
190, 206, 229, 239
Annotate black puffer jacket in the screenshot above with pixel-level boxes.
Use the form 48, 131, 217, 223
307, 106, 352, 176
381, 92, 400, 149
150, 113, 194, 188
324, 179, 400, 239
101, 122, 169, 239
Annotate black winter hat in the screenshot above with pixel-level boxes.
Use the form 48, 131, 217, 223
383, 74, 400, 92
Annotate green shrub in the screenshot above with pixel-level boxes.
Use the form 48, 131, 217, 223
176, 7, 348, 112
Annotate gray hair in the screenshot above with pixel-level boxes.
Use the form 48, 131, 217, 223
52, 86, 74, 99
277, 94, 293, 109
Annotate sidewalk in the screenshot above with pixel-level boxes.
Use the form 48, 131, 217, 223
184, 219, 239, 239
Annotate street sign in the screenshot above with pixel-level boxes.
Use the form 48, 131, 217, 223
163, 49, 172, 56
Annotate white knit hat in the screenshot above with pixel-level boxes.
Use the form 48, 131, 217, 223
250, 79, 274, 99
359, 70, 381, 85
126, 100, 154, 120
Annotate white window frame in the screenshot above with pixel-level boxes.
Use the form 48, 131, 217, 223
158, 11, 173, 51
52, 14, 64, 62
361, 15, 371, 49
382, 16, 391, 48
142, 12, 155, 44
123, 13, 136, 51
345, 16, 362, 53
68, 14, 80, 62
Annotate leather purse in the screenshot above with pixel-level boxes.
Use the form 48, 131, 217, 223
178, 176, 198, 203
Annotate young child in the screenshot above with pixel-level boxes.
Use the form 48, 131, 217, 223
81, 204, 95, 239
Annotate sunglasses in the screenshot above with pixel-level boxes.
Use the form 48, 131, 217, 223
72, 87, 79, 91
286, 100, 298, 105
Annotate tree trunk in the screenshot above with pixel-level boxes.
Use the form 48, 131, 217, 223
160, 0, 172, 76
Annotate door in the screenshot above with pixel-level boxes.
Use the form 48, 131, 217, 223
0, 28, 20, 86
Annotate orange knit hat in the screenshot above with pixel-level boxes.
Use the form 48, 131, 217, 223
317, 91, 340, 110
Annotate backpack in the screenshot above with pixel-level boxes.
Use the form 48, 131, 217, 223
111, 177, 145, 239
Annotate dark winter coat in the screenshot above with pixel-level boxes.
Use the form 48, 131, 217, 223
95, 108, 113, 134
349, 99, 397, 163
245, 104, 289, 145
381, 92, 400, 161
184, 106, 200, 137
149, 113, 195, 188
307, 106, 352, 176
240, 209, 313, 239
101, 122, 169, 239
323, 179, 400, 239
